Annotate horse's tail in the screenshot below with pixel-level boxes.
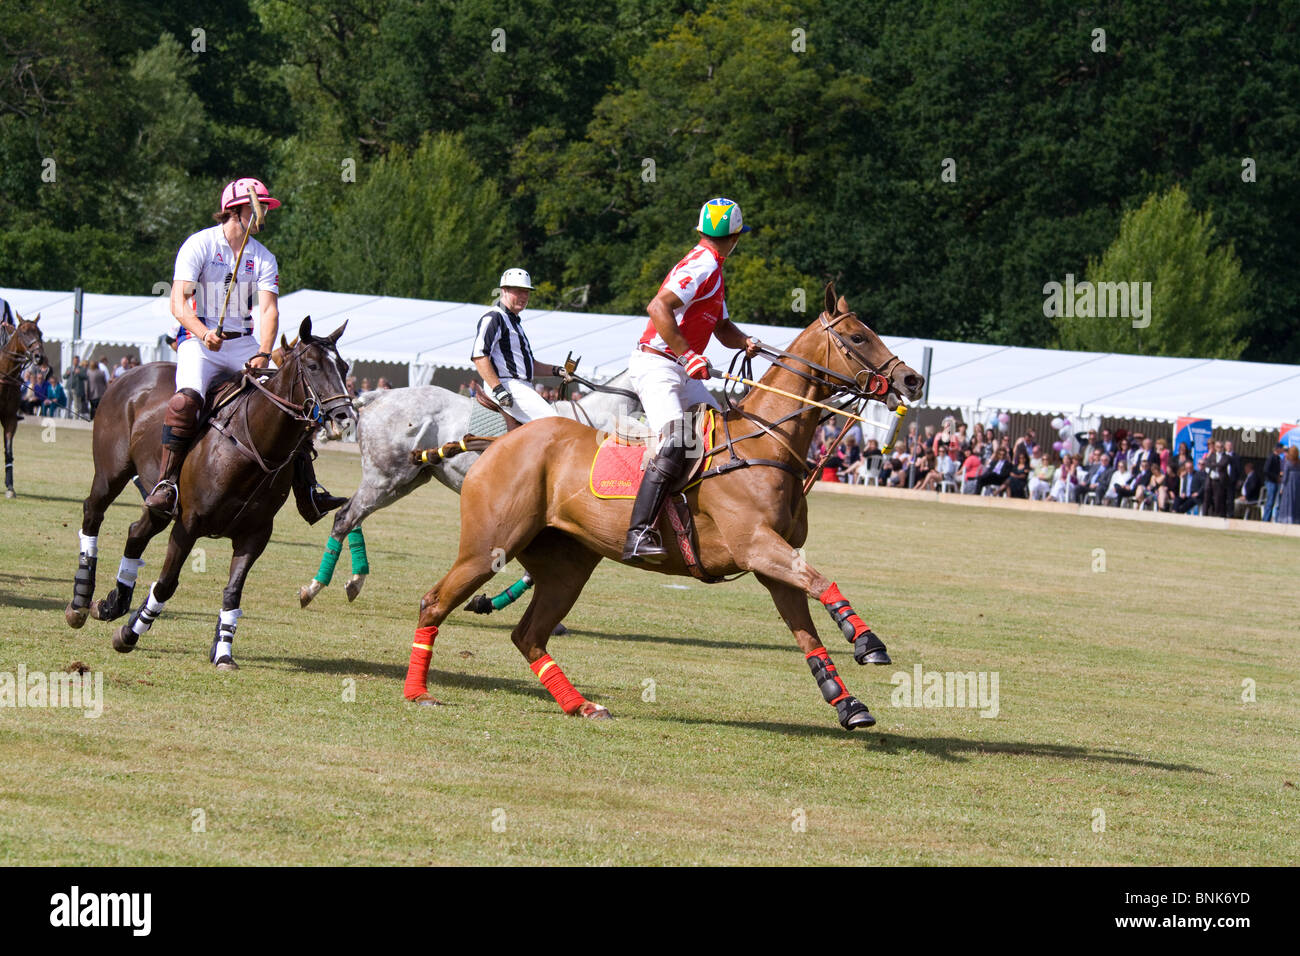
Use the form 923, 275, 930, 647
411, 435, 495, 467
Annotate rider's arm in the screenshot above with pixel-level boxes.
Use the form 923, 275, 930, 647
473, 356, 502, 391
714, 318, 760, 356
646, 289, 691, 356
170, 279, 211, 341
254, 290, 278, 367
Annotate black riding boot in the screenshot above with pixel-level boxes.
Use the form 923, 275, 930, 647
293, 449, 347, 525
621, 430, 688, 564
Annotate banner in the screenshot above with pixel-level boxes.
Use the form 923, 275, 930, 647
1174, 417, 1213, 462
1281, 423, 1300, 449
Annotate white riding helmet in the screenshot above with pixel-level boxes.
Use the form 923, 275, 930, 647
499, 268, 534, 290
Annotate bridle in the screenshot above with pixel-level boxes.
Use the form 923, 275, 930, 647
747, 310, 901, 404
242, 340, 353, 428
0, 326, 46, 391
209, 337, 355, 477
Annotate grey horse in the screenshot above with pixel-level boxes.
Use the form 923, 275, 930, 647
299, 371, 641, 606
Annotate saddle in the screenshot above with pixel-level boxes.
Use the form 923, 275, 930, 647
473, 389, 523, 433
202, 370, 253, 423
588, 405, 720, 500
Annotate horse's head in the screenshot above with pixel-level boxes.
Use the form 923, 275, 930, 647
282, 316, 356, 439
813, 284, 923, 410
5, 313, 47, 369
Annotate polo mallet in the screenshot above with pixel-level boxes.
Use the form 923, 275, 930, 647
215, 184, 266, 340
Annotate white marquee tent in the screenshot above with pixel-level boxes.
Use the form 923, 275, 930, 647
4, 286, 1297, 430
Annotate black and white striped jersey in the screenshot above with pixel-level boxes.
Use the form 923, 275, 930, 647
471, 305, 535, 381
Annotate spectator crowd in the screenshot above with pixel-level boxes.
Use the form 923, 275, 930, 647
807, 415, 1300, 524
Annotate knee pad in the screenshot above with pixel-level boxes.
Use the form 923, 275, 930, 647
164, 388, 202, 434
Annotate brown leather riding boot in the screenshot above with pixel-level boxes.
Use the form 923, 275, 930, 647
292, 450, 348, 525
143, 442, 186, 518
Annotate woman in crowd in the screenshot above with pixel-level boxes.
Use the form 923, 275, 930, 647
1008, 449, 1031, 498
912, 452, 936, 490
961, 444, 982, 494
1029, 450, 1057, 500
1104, 457, 1130, 505
1275, 447, 1300, 524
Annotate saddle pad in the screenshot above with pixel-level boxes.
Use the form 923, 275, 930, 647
468, 401, 509, 438
588, 407, 719, 499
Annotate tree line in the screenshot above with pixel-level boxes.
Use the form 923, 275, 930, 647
2, 0, 1296, 361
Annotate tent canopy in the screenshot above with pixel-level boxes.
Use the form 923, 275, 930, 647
3, 286, 1295, 429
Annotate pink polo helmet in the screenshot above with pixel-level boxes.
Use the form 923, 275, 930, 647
220, 177, 282, 211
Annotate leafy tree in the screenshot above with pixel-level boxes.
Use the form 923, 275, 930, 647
1055, 185, 1250, 358
298, 132, 511, 301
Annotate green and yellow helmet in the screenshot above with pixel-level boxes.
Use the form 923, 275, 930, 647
696, 197, 752, 237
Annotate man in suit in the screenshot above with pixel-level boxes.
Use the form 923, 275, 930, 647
1233, 461, 1263, 518
1078, 453, 1115, 504
1099, 428, 1116, 457
1204, 441, 1229, 517
1223, 440, 1243, 500
1071, 449, 1102, 502
1262, 441, 1284, 521
975, 446, 1012, 494
1173, 460, 1206, 514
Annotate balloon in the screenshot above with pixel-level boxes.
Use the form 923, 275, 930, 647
1050, 417, 1064, 430
1052, 441, 1064, 452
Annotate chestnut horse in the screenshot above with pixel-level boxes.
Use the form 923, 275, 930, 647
403, 285, 924, 730
64, 318, 356, 669
0, 314, 48, 498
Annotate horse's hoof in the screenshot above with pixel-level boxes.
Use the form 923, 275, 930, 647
65, 603, 89, 629
409, 692, 445, 707
464, 594, 493, 614
344, 574, 365, 602
111, 627, 138, 654
836, 696, 876, 730
577, 702, 611, 720
214, 657, 240, 671
853, 630, 891, 666
299, 579, 322, 608
551, 623, 568, 636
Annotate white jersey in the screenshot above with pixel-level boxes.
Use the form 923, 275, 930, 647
173, 224, 278, 340
471, 305, 535, 381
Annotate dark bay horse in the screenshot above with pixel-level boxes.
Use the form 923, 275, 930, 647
0, 314, 48, 498
403, 285, 925, 729
64, 318, 356, 669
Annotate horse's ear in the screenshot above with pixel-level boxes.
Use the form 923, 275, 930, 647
327, 320, 347, 344
30, 313, 40, 325
298, 316, 313, 342
280, 333, 289, 352
836, 295, 850, 315
823, 283, 836, 316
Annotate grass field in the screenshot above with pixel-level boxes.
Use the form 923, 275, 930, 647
1, 424, 1296, 865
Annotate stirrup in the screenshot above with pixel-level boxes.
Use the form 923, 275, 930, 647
622, 527, 667, 563
144, 479, 178, 518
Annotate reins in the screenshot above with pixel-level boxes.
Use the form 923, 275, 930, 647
693, 311, 901, 491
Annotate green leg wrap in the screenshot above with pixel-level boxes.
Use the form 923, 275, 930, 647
491, 575, 533, 610
316, 536, 342, 586
347, 527, 370, 575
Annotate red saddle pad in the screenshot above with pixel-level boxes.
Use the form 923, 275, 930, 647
589, 440, 651, 499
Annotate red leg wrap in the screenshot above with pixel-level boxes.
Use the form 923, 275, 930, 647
530, 654, 586, 715
819, 582, 871, 642
404, 625, 438, 700
806, 646, 851, 705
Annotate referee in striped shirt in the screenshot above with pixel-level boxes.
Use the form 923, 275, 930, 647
471, 268, 568, 424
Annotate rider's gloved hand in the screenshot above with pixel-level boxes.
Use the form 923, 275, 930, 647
678, 350, 711, 380
492, 384, 514, 408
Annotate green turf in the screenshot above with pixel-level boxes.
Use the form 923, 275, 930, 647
0, 425, 1295, 865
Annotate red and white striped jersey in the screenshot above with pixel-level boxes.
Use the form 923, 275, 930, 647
640, 244, 730, 356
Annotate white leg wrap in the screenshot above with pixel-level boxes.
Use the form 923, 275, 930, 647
79, 532, 98, 558
219, 607, 242, 628
131, 583, 167, 636
117, 556, 144, 586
